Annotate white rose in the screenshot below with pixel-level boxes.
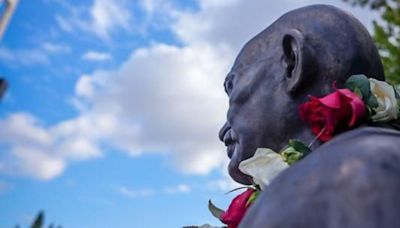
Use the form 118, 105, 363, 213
239, 148, 289, 190
369, 78, 399, 122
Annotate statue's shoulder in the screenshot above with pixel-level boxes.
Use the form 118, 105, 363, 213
317, 126, 400, 157
332, 125, 400, 141
240, 126, 400, 228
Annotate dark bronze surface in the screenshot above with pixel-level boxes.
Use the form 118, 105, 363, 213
218, 4, 399, 227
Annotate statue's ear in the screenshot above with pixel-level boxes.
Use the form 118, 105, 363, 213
282, 29, 306, 94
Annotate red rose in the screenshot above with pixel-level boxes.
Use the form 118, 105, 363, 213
299, 88, 365, 142
220, 188, 254, 228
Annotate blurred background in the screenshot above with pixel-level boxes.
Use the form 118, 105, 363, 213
0, 0, 398, 227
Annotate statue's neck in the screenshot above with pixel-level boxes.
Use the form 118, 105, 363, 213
288, 127, 322, 151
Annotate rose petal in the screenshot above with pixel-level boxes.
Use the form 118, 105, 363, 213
319, 91, 341, 109
369, 78, 399, 122
337, 88, 365, 126
239, 148, 289, 190
220, 188, 254, 228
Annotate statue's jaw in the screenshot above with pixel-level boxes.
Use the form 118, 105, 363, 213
228, 153, 253, 185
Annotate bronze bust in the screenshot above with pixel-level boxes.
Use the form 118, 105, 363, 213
218, 4, 400, 227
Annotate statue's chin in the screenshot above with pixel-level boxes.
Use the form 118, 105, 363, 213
228, 158, 253, 185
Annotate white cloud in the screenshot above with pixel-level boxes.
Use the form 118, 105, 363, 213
11, 147, 65, 180
138, 0, 173, 15
173, 0, 379, 53
0, 47, 49, 66
90, 0, 131, 39
0, 42, 230, 179
206, 159, 241, 191
72, 43, 230, 174
0, 113, 102, 180
55, 14, 74, 33
0, 0, 380, 181
139, 0, 157, 14
116, 186, 154, 199
75, 75, 95, 98
82, 51, 112, 61
42, 42, 70, 54
56, 0, 132, 40
0, 113, 52, 147
0, 113, 62, 179
207, 178, 240, 192
164, 184, 191, 194
116, 184, 191, 198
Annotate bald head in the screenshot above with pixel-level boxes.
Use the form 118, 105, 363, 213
234, 4, 383, 95
220, 4, 384, 184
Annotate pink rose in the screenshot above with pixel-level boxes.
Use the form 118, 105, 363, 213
299, 88, 365, 142
220, 188, 254, 228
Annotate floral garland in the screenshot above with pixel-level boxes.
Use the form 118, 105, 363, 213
199, 74, 400, 228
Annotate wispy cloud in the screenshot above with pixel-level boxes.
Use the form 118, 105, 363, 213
41, 42, 70, 54
90, 0, 131, 40
164, 184, 191, 194
55, 0, 132, 41
207, 178, 241, 192
116, 186, 154, 199
0, 42, 69, 68
82, 51, 111, 61
55, 14, 74, 32
116, 184, 192, 199
0, 47, 49, 66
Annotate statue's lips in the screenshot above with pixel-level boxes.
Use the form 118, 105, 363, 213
219, 124, 251, 183
227, 144, 235, 158
221, 129, 253, 184
222, 129, 236, 158
228, 149, 253, 185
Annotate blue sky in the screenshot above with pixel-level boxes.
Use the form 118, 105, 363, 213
0, 0, 377, 227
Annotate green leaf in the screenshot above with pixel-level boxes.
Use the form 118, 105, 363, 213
367, 92, 379, 108
366, 106, 373, 119
345, 74, 371, 99
246, 190, 260, 207
208, 200, 225, 220
281, 140, 312, 165
288, 140, 311, 155
225, 186, 251, 195
341, 0, 400, 85
398, 106, 400, 119
281, 149, 302, 165
394, 86, 400, 99
353, 87, 363, 99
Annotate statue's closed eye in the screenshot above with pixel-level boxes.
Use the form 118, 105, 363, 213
224, 73, 235, 94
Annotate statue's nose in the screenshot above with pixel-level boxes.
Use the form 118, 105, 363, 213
218, 122, 231, 142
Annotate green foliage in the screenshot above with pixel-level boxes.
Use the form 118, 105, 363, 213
30, 212, 44, 228
281, 140, 311, 165
345, 75, 371, 99
345, 74, 379, 109
208, 200, 224, 220
15, 211, 62, 228
287, 140, 312, 155
245, 190, 260, 206
343, 0, 400, 85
